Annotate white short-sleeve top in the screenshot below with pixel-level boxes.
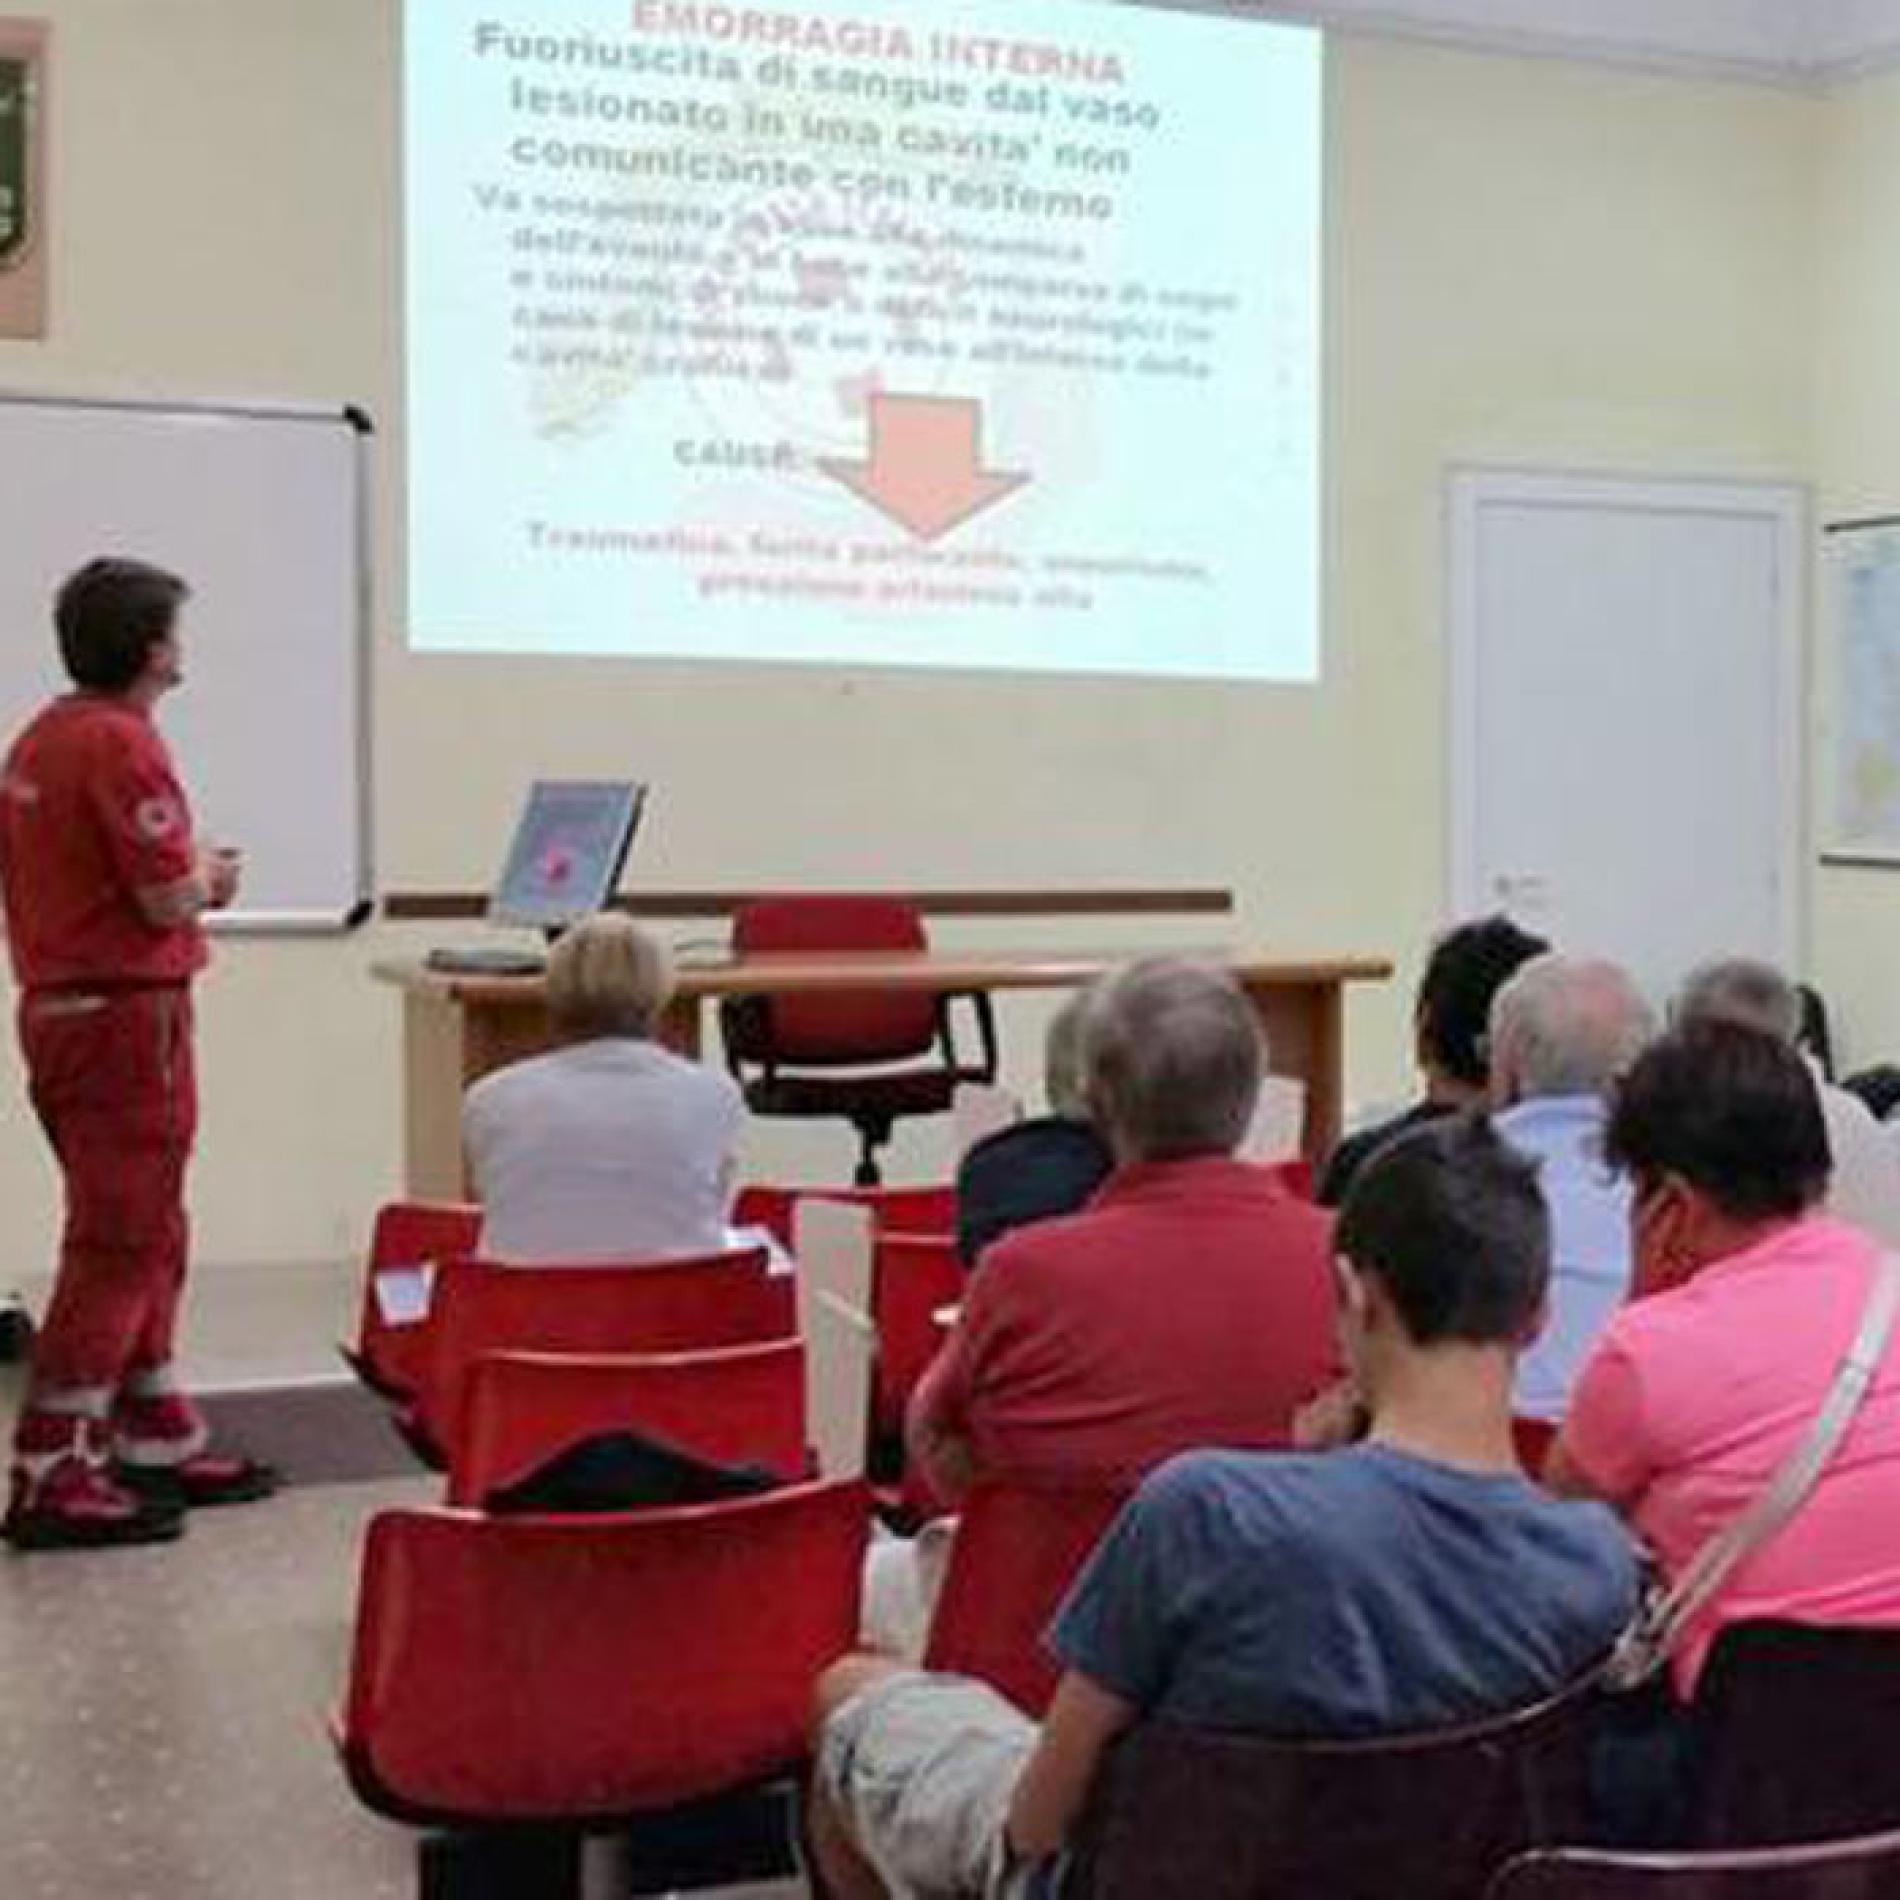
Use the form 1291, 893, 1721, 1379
462, 1037, 744, 1265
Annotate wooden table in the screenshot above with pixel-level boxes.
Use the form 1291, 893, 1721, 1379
374, 949, 1391, 1198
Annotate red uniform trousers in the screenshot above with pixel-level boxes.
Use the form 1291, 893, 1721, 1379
18, 984, 195, 1399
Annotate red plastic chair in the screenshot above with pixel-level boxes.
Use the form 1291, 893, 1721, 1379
873, 1231, 965, 1435
337, 1479, 869, 1835
732, 1179, 957, 1249
732, 1180, 961, 1455
445, 1339, 809, 1506
343, 1200, 482, 1399
1487, 1829, 1900, 1899
1513, 1417, 1558, 1478
1266, 1157, 1316, 1200
924, 1478, 1131, 1715
409, 1248, 794, 1466
720, 896, 997, 1185
1072, 1673, 1601, 1900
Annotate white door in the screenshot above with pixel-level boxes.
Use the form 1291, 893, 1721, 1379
1449, 471, 1803, 1004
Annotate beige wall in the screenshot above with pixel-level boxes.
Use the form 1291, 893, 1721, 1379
1811, 67, 1900, 1074
0, 4, 1841, 1270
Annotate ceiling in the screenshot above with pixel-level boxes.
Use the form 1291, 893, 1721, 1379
1240, 0, 1900, 83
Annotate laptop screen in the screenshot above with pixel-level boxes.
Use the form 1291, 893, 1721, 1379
488, 780, 646, 930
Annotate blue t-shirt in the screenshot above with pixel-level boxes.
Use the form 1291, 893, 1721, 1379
1050, 1444, 1638, 1737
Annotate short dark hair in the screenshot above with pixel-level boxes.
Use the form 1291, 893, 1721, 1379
1416, 916, 1550, 1088
1336, 1114, 1550, 1344
54, 558, 188, 693
1603, 1021, 1830, 1222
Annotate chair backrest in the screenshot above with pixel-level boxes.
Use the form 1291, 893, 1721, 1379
445, 1339, 809, 1506
793, 1198, 876, 1481
1689, 1620, 1900, 1849
339, 1479, 869, 1824
728, 895, 938, 1063
923, 1478, 1131, 1715
416, 1248, 792, 1459
1512, 1417, 1557, 1478
954, 1081, 1023, 1157
1487, 1830, 1900, 1899
352, 1200, 483, 1396
731, 1182, 957, 1251
1074, 1677, 1599, 1900
872, 1230, 966, 1436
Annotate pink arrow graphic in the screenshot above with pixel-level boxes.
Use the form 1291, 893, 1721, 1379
819, 393, 1030, 543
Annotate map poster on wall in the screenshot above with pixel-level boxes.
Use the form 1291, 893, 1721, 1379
1823, 518, 1900, 865
0, 18, 46, 341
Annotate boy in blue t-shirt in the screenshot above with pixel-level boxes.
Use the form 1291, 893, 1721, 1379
808, 1114, 1638, 1900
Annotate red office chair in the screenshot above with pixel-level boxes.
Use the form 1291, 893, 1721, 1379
1071, 1672, 1601, 1900
720, 896, 997, 1185
923, 1478, 1131, 1715
446, 1339, 809, 1505
342, 1200, 482, 1400
337, 1480, 869, 1893
1487, 1830, 1900, 1899
407, 1247, 794, 1467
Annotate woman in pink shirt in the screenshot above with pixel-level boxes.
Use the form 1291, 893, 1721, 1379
1551, 1020, 1900, 1698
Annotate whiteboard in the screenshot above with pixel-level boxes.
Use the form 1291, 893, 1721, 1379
0, 392, 371, 928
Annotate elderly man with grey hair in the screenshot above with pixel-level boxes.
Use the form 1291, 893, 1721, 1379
1675, 957, 1900, 1244
908, 957, 1338, 1506
1489, 953, 1654, 1423
954, 992, 1114, 1268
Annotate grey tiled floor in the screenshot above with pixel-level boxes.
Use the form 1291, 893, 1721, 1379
0, 1256, 805, 1899
0, 1474, 803, 1900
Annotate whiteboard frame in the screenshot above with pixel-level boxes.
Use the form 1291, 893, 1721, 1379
0, 387, 376, 934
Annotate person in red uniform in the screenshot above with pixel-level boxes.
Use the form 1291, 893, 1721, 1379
1, 558, 275, 1550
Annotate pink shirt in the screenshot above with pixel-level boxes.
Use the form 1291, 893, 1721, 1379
911, 1155, 1338, 1494
1562, 1214, 1900, 1692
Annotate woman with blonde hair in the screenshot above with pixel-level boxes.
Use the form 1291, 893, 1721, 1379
462, 912, 743, 1262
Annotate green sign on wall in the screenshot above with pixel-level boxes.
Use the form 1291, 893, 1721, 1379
0, 54, 29, 267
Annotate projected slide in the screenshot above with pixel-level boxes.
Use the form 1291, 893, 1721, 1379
406, 0, 1320, 680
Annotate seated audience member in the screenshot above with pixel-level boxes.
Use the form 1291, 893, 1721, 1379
907, 959, 1337, 1506
1842, 1063, 1900, 1123
461, 912, 742, 1263
1674, 957, 1900, 1244
812, 1117, 1639, 1899
1320, 913, 1548, 1206
1550, 1022, 1900, 1696
1488, 954, 1652, 1423
955, 994, 1113, 1267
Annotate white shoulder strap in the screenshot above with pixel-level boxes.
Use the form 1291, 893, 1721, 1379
1647, 1251, 1900, 1658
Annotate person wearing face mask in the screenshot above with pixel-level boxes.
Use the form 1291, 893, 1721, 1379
1550, 1020, 1900, 1700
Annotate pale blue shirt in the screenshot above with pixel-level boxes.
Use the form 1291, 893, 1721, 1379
1495, 1094, 1633, 1422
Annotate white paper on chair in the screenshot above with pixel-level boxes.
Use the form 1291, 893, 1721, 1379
726, 1223, 796, 1278
373, 1264, 436, 1328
